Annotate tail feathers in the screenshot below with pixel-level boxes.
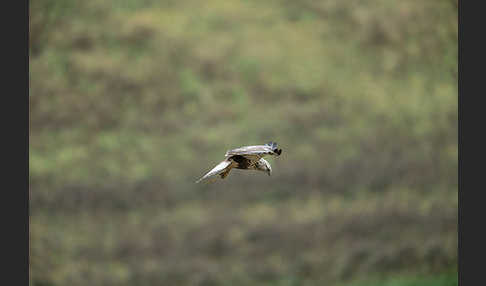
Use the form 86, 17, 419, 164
266, 142, 278, 149
266, 142, 280, 154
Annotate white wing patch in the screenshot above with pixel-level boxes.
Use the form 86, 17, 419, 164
225, 145, 275, 160
195, 160, 233, 183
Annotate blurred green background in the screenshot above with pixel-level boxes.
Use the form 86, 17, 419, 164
29, 0, 458, 285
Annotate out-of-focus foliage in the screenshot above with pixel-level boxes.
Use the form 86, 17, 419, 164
29, 0, 457, 285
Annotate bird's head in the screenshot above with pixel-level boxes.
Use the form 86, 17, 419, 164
257, 158, 272, 176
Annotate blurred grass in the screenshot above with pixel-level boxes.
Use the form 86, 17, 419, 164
30, 0, 457, 285
337, 272, 457, 286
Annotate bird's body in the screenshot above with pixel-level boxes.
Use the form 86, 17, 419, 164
196, 142, 282, 183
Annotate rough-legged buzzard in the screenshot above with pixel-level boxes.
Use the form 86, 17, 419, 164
196, 142, 282, 183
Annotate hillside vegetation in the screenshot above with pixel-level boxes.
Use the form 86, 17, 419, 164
30, 0, 457, 285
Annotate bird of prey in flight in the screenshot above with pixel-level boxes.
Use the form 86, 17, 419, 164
196, 142, 283, 183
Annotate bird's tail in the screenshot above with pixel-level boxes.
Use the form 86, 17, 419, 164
266, 142, 281, 155
266, 141, 277, 149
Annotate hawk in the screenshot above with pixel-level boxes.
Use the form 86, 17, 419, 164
196, 142, 283, 183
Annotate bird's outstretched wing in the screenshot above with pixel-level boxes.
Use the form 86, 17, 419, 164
225, 142, 282, 161
196, 159, 234, 183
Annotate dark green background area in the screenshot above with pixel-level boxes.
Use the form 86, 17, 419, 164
29, 0, 457, 285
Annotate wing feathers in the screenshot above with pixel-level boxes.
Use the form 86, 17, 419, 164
196, 159, 233, 183
225, 145, 275, 158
